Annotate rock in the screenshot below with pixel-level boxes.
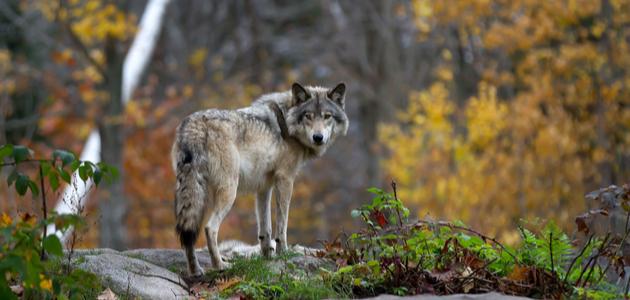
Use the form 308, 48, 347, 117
122, 248, 213, 273
75, 252, 189, 300
68, 242, 330, 299
218, 239, 264, 258
119, 241, 325, 273
69, 248, 120, 256
268, 254, 336, 276
361, 292, 532, 300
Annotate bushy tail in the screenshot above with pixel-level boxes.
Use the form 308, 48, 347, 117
174, 138, 208, 249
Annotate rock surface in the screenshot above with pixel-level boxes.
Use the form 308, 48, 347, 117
70, 242, 327, 299
76, 252, 189, 300
362, 292, 532, 300
69, 243, 531, 300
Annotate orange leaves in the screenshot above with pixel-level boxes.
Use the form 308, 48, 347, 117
507, 265, 530, 282
216, 277, 242, 292
51, 50, 76, 67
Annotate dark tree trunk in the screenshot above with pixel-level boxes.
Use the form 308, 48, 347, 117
595, 0, 615, 186
98, 36, 127, 250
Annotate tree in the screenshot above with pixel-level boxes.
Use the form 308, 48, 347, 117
43, 0, 171, 249
381, 0, 630, 241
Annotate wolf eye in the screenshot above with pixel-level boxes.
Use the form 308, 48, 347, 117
324, 113, 332, 120
304, 113, 313, 120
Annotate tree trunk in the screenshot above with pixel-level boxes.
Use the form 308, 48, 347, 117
98, 36, 127, 250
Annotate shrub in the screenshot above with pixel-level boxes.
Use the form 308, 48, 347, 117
320, 182, 626, 299
0, 144, 116, 299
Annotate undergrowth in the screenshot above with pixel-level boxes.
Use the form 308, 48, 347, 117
195, 252, 344, 300
0, 144, 116, 299
315, 182, 627, 299
200, 182, 628, 300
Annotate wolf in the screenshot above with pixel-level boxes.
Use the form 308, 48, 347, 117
172, 82, 348, 275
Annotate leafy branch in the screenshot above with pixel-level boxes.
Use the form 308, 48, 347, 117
0, 143, 117, 299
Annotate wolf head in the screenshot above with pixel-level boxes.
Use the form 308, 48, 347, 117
285, 82, 349, 156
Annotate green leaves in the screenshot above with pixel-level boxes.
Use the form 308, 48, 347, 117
52, 149, 75, 167
7, 171, 38, 197
0, 144, 13, 162
0, 144, 115, 299
48, 169, 60, 191
355, 186, 409, 230
43, 235, 63, 256
1, 144, 118, 197
58, 167, 71, 184
0, 144, 32, 172
78, 163, 90, 182
0, 213, 100, 299
12, 146, 31, 164
75, 161, 116, 184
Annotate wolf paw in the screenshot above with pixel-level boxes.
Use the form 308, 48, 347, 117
274, 238, 288, 254
189, 263, 205, 277
216, 259, 232, 270
261, 245, 275, 258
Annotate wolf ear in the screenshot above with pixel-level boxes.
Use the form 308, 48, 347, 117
327, 83, 346, 108
291, 82, 310, 105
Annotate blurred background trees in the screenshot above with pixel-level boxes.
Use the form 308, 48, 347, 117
0, 0, 629, 249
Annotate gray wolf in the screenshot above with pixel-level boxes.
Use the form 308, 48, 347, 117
171, 82, 348, 275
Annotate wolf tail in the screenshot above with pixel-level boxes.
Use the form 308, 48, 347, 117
174, 128, 208, 249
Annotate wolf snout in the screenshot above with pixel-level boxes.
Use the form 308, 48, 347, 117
312, 133, 324, 145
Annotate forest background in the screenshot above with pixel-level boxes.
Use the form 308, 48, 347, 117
1, 0, 629, 250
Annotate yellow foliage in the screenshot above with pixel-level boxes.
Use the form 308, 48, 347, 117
188, 48, 208, 69
61, 0, 137, 45
389, 0, 630, 240
0, 49, 10, 72
39, 275, 52, 291
0, 213, 12, 227
466, 83, 506, 148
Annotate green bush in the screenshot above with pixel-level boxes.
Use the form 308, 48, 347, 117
323, 183, 626, 298
0, 144, 116, 299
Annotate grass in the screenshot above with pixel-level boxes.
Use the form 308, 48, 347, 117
204, 252, 345, 300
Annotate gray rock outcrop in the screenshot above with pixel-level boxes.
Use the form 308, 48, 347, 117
68, 243, 531, 300
69, 242, 326, 299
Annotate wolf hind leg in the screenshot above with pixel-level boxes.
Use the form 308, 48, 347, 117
205, 184, 237, 270
184, 244, 203, 276
256, 188, 273, 257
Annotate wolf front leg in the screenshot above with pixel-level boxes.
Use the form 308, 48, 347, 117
256, 188, 274, 257
274, 179, 293, 254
